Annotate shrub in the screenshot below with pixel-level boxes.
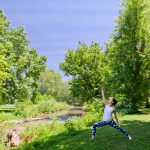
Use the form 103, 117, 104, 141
78, 112, 101, 127
15, 101, 40, 118
75, 99, 104, 127
14, 98, 69, 118
34, 93, 54, 103
64, 100, 104, 135
64, 117, 79, 135
37, 100, 55, 113
83, 99, 103, 115
37, 100, 69, 113
20, 119, 65, 142
118, 108, 138, 115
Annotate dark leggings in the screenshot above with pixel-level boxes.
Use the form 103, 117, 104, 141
92, 119, 128, 136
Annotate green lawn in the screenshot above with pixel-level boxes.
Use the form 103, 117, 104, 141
0, 104, 15, 112
0, 105, 21, 122
16, 108, 150, 150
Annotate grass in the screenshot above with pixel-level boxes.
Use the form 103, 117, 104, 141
0, 105, 21, 122
15, 108, 150, 150
0, 104, 15, 112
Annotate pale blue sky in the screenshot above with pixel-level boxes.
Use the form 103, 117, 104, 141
0, 0, 121, 80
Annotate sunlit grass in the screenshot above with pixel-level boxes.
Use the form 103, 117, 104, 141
14, 108, 150, 150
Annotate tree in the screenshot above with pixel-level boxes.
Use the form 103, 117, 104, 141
0, 45, 10, 97
105, 0, 150, 110
0, 10, 12, 103
39, 70, 74, 103
39, 70, 62, 98
0, 10, 47, 103
60, 42, 107, 103
56, 81, 74, 104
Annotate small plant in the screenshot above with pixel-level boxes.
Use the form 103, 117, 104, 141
64, 117, 78, 135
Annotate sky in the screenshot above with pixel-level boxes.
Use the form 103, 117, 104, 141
0, 0, 121, 80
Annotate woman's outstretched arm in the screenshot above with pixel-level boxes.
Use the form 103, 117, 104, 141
101, 86, 108, 105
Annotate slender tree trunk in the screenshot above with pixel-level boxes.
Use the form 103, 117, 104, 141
101, 87, 106, 101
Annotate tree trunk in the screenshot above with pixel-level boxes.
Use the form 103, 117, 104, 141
101, 87, 105, 101
131, 100, 138, 112
145, 98, 150, 108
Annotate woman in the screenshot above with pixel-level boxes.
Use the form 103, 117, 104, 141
91, 97, 132, 140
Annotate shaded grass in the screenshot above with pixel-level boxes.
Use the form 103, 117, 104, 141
15, 109, 150, 150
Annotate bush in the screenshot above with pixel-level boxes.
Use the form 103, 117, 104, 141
64, 112, 102, 136
118, 108, 138, 114
37, 100, 69, 113
78, 112, 101, 127
83, 99, 103, 115
20, 119, 65, 142
64, 100, 104, 135
34, 93, 54, 103
14, 99, 69, 118
15, 101, 40, 118
37, 100, 55, 113
64, 117, 80, 135
74, 99, 104, 127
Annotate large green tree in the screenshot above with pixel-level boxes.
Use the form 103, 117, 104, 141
60, 42, 107, 103
105, 0, 150, 110
0, 10, 47, 104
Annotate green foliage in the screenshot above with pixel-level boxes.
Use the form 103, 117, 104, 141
118, 108, 138, 114
0, 105, 19, 122
16, 120, 65, 150
13, 110, 150, 150
60, 42, 107, 103
14, 99, 69, 118
80, 99, 103, 126
84, 99, 104, 114
15, 101, 40, 117
64, 117, 79, 135
16, 110, 150, 150
105, 0, 150, 110
64, 113, 100, 136
33, 93, 54, 103
56, 81, 74, 104
39, 70, 62, 96
0, 43, 11, 98
0, 10, 47, 104
64, 100, 103, 135
37, 100, 69, 113
0, 112, 19, 122
38, 70, 74, 104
